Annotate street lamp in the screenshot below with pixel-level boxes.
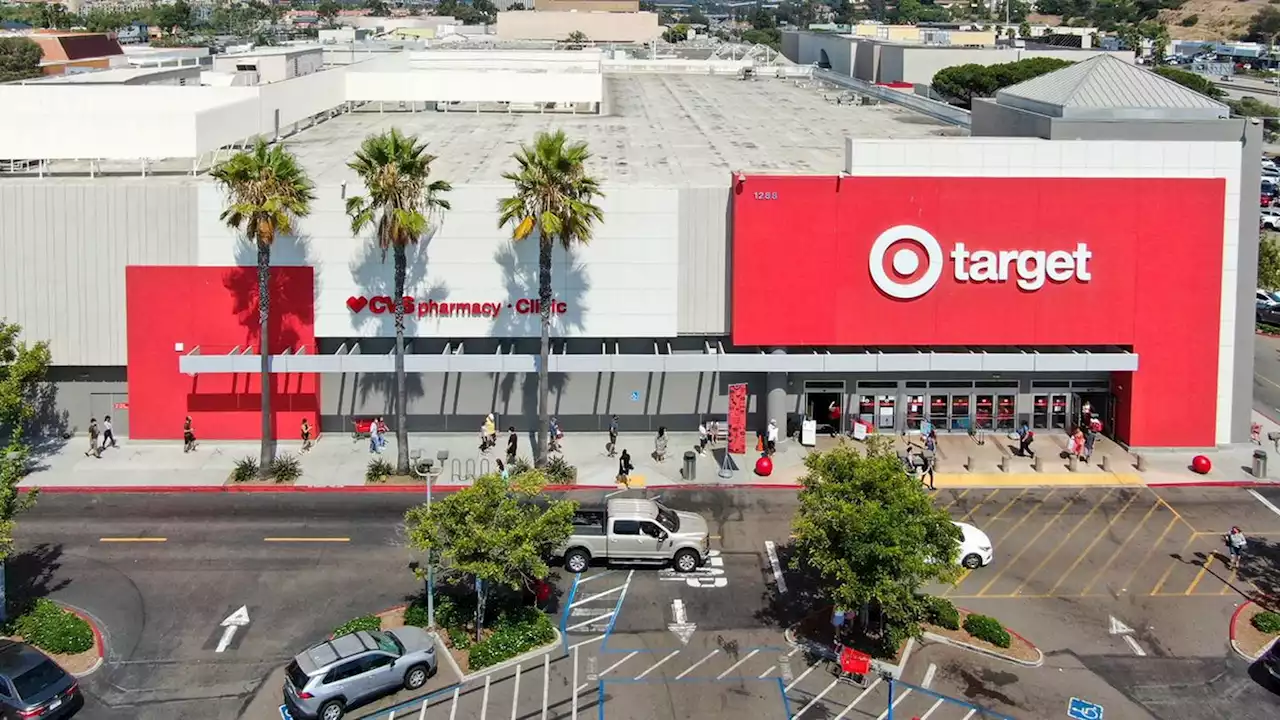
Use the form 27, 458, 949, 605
411, 449, 444, 628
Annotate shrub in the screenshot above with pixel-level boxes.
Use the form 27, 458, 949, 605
13, 600, 94, 655
922, 595, 960, 631
366, 458, 394, 483
468, 606, 555, 669
232, 456, 259, 483
403, 601, 430, 628
332, 614, 381, 637
1252, 610, 1280, 634
1179, 14, 1198, 25
269, 454, 302, 483
963, 613, 1011, 648
447, 626, 472, 650
544, 456, 578, 484
509, 456, 534, 475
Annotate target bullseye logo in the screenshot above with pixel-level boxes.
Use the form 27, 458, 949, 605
869, 225, 944, 300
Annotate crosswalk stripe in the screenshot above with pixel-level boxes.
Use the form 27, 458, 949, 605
783, 663, 818, 692
875, 688, 911, 720
794, 679, 840, 718
832, 678, 882, 720
920, 698, 945, 719
675, 650, 720, 680
716, 648, 761, 680
635, 650, 681, 680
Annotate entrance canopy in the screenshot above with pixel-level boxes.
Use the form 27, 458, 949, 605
178, 343, 1139, 375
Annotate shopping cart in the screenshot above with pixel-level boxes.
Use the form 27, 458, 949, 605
829, 645, 872, 688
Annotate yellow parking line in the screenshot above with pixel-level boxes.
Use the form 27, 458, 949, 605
939, 489, 971, 511
1109, 514, 1179, 597
1012, 489, 1114, 596
1150, 535, 1198, 595
942, 489, 1026, 599
956, 489, 1002, 523
1156, 496, 1197, 532
984, 488, 1030, 523
974, 490, 1061, 596
1049, 491, 1142, 596
1221, 563, 1242, 594
99, 537, 167, 543
1184, 551, 1218, 595
263, 537, 351, 543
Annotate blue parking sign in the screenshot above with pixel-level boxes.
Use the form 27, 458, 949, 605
1068, 697, 1103, 720
279, 705, 294, 720
631, 391, 641, 402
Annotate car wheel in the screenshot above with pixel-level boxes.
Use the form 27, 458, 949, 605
565, 549, 590, 574
962, 553, 984, 569
405, 664, 429, 690
673, 549, 700, 573
319, 700, 345, 720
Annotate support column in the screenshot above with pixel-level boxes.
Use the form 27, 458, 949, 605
766, 349, 787, 441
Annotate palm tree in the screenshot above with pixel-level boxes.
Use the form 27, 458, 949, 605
347, 128, 453, 475
497, 130, 604, 467
210, 139, 315, 475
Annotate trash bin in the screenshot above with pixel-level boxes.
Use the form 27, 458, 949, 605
683, 450, 697, 481
1254, 449, 1268, 478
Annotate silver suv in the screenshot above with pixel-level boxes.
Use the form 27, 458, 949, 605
283, 628, 438, 720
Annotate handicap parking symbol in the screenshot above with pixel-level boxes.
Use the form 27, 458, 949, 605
279, 705, 294, 720
631, 391, 641, 402
1067, 697, 1103, 720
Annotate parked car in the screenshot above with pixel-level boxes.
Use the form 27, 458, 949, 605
1258, 288, 1280, 305
1260, 637, 1280, 682
954, 521, 994, 569
1263, 209, 1280, 231
284, 628, 437, 720
1263, 193, 1273, 208
558, 498, 711, 573
0, 640, 81, 719
1259, 294, 1280, 324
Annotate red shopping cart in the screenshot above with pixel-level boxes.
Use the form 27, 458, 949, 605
830, 645, 872, 688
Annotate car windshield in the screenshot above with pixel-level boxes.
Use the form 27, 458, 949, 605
368, 630, 403, 655
655, 503, 680, 532
12, 660, 64, 700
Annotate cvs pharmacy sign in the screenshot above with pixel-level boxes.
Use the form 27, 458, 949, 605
869, 225, 1093, 300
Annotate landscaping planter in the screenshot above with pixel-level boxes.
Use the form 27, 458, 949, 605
1231, 600, 1280, 660
923, 608, 1042, 667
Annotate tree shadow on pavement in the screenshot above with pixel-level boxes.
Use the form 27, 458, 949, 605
5, 543, 69, 619
1237, 537, 1280, 606
754, 541, 825, 631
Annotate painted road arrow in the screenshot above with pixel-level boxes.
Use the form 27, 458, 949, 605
668, 598, 696, 645
216, 605, 251, 653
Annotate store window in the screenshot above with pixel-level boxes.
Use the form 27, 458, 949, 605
858, 395, 876, 425
996, 395, 1016, 431
950, 395, 971, 431
906, 396, 924, 431
1050, 394, 1068, 429
1032, 395, 1049, 429
975, 395, 994, 430
928, 395, 948, 430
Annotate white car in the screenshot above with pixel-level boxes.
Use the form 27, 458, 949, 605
954, 521, 993, 569
1263, 209, 1280, 231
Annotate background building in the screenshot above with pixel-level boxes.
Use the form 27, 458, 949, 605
496, 11, 660, 43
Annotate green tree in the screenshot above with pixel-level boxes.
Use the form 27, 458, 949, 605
0, 322, 48, 622
566, 29, 588, 47
346, 129, 452, 476
790, 441, 962, 655
663, 24, 690, 43
0, 37, 42, 83
317, 0, 341, 26
1152, 66, 1225, 99
1260, 235, 1280, 293
1228, 96, 1280, 139
403, 471, 576, 640
153, 0, 192, 32
364, 0, 389, 15
497, 132, 604, 467
895, 0, 922, 23
932, 57, 1073, 108
1249, 7, 1280, 45
37, 2, 70, 29
209, 140, 315, 475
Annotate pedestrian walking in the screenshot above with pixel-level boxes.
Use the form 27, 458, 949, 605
376, 417, 387, 451
101, 415, 117, 451
617, 448, 634, 486
369, 417, 382, 454
481, 413, 497, 452
300, 418, 313, 452
922, 452, 936, 490
549, 417, 563, 454
766, 418, 779, 456
697, 420, 709, 455
498, 458, 509, 482
828, 401, 842, 437
183, 416, 197, 453
1017, 422, 1035, 457
1226, 526, 1248, 570
606, 415, 619, 458
1083, 423, 1097, 461
506, 426, 518, 464
1071, 426, 1086, 460
925, 427, 937, 453
653, 427, 668, 462
85, 418, 100, 458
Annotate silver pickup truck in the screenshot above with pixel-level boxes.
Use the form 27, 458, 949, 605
558, 498, 711, 574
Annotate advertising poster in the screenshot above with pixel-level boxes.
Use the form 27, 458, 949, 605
728, 383, 747, 454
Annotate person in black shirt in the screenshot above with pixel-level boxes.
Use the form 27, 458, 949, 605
506, 426, 518, 464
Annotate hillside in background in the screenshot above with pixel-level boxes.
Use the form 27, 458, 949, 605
1159, 0, 1267, 41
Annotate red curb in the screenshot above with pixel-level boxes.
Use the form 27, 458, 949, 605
21, 483, 803, 494
1230, 599, 1251, 641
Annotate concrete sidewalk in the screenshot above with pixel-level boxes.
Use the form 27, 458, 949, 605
17, 414, 1280, 490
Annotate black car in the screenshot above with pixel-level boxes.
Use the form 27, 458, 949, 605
1262, 639, 1280, 683
0, 640, 81, 719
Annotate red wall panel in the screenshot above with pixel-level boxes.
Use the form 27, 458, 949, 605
731, 175, 1227, 447
126, 266, 319, 440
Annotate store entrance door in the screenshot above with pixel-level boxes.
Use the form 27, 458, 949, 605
1075, 393, 1113, 437
805, 391, 842, 434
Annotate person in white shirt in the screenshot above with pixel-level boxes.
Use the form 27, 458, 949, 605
369, 418, 382, 454
697, 422, 708, 454
101, 415, 117, 450
767, 419, 779, 456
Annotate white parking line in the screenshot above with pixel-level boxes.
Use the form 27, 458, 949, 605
758, 665, 776, 679
510, 664, 521, 720
635, 649, 681, 679
1248, 489, 1280, 518
920, 698, 945, 719
571, 646, 580, 720
961, 710, 976, 720
575, 570, 619, 585
1123, 635, 1148, 656
922, 663, 937, 689
566, 612, 614, 632
793, 679, 840, 718
715, 648, 761, 680
541, 654, 550, 720
783, 663, 818, 692
576, 651, 639, 693
674, 649, 720, 679
832, 678, 882, 720
481, 675, 491, 720
570, 585, 626, 608
765, 541, 788, 593
875, 688, 911, 720
569, 635, 605, 650
418, 696, 427, 720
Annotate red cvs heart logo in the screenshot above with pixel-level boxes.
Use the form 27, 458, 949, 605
347, 296, 369, 314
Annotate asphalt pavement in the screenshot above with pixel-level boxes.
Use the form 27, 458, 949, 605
9, 487, 1280, 720
1254, 334, 1280, 424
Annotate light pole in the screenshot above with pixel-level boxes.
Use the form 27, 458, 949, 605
411, 451, 439, 628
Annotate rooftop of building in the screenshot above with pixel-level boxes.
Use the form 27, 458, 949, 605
283, 74, 961, 186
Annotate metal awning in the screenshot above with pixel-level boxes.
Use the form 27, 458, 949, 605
178, 342, 1139, 375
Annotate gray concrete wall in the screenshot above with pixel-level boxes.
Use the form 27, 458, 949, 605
1236, 121, 1263, 443
0, 181, 199, 367
677, 185, 730, 335
41, 367, 129, 438
853, 40, 878, 82
970, 98, 1052, 138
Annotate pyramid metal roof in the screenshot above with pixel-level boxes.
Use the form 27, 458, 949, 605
995, 54, 1230, 121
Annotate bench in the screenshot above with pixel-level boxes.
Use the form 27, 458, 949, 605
705, 418, 729, 441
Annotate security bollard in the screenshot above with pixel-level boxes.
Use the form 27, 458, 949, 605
966, 455, 973, 472
1068, 454, 1079, 472
1033, 455, 1043, 472
1101, 455, 1112, 472
1136, 454, 1147, 472
1001, 456, 1011, 473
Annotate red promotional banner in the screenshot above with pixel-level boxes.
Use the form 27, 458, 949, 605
728, 383, 748, 454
